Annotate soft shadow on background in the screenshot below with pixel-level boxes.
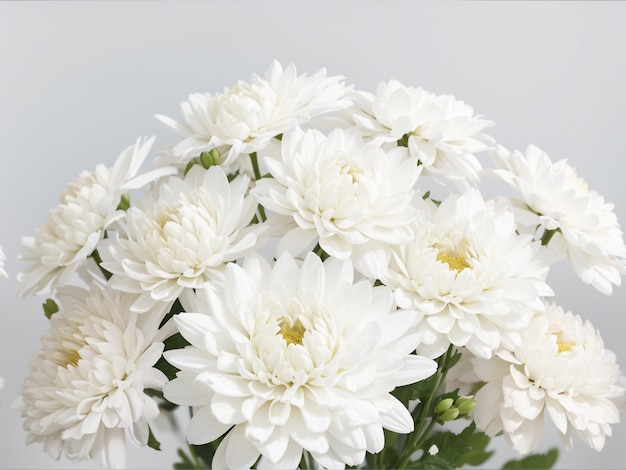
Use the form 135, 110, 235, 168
1, 1, 625, 468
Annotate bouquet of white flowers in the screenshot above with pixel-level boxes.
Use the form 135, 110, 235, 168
14, 62, 626, 469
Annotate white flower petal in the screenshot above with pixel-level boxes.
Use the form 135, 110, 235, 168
16, 282, 167, 465
227, 424, 261, 469
164, 252, 430, 468
187, 405, 232, 445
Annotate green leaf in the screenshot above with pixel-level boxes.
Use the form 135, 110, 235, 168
417, 422, 493, 469
173, 447, 195, 470
154, 332, 190, 380
42, 298, 59, 319
227, 170, 240, 182
154, 299, 189, 380
192, 435, 227, 468
502, 448, 559, 469
407, 454, 456, 469
147, 425, 161, 451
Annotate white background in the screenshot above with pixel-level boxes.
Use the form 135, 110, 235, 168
1, 1, 625, 468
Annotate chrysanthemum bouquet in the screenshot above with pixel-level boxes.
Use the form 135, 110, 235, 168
15, 62, 626, 469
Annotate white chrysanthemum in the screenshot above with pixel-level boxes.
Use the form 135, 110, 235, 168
18, 137, 155, 297
0, 245, 7, 278
351, 80, 493, 189
492, 144, 626, 295
155, 61, 351, 173
454, 302, 625, 454
163, 253, 437, 469
375, 189, 552, 359
16, 282, 168, 468
252, 127, 421, 259
100, 165, 265, 313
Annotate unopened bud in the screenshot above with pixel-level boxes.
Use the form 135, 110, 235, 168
455, 396, 477, 416
433, 397, 454, 414
200, 149, 221, 168
436, 407, 460, 423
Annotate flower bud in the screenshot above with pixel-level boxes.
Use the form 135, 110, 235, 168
436, 407, 460, 423
433, 397, 454, 414
455, 396, 477, 416
200, 149, 221, 168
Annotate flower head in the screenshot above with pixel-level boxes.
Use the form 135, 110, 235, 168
252, 127, 421, 259
163, 252, 437, 469
18, 137, 155, 297
453, 302, 625, 454
16, 282, 168, 468
100, 165, 265, 313
375, 189, 552, 359
155, 61, 351, 173
351, 80, 493, 189
492, 144, 626, 294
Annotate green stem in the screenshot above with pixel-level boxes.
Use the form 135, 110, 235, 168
410, 417, 438, 454
540, 228, 558, 246
314, 243, 329, 261
376, 448, 386, 469
250, 152, 262, 180
396, 345, 455, 468
188, 444, 204, 470
249, 152, 267, 222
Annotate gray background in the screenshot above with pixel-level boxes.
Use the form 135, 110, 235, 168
1, 1, 625, 468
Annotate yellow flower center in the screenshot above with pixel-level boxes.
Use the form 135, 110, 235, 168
437, 252, 470, 273
279, 318, 306, 346
556, 332, 575, 353
60, 349, 81, 368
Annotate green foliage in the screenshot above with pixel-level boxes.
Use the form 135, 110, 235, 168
173, 447, 201, 470
416, 422, 493, 469
155, 298, 189, 381
154, 331, 190, 381
147, 425, 161, 451
42, 298, 59, 319
502, 448, 559, 469
397, 133, 410, 148
227, 169, 240, 183
173, 437, 227, 469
